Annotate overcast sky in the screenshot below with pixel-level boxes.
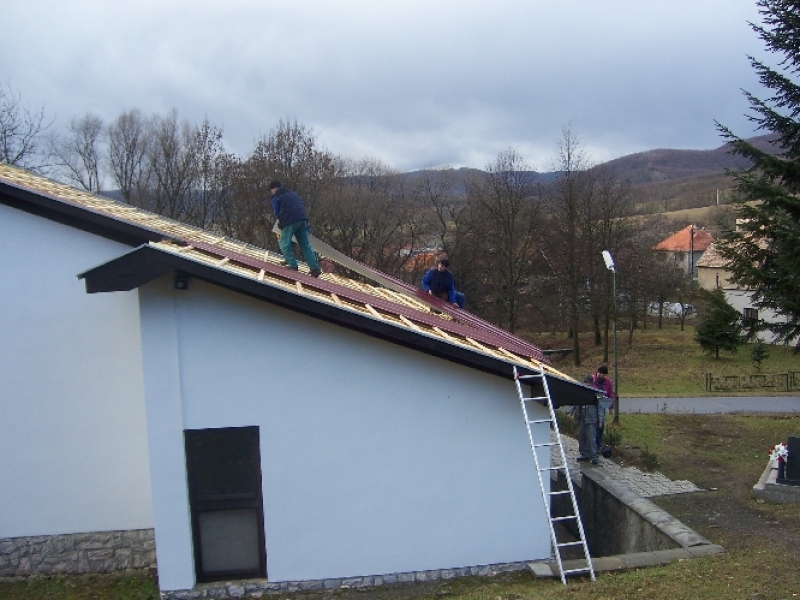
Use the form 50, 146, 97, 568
2, 1, 771, 173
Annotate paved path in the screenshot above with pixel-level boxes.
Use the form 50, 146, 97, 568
619, 396, 800, 414
556, 434, 702, 498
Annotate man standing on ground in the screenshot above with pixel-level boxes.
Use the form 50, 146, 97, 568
421, 259, 465, 309
269, 180, 321, 277
593, 365, 615, 450
574, 375, 599, 464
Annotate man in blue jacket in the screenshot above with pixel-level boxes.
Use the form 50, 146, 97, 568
269, 180, 321, 277
421, 259, 465, 309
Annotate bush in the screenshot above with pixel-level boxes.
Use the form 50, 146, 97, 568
640, 445, 660, 471
603, 424, 623, 448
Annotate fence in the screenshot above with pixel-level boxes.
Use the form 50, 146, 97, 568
705, 371, 800, 392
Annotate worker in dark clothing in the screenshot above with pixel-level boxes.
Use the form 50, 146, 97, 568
421, 259, 465, 309
269, 180, 321, 277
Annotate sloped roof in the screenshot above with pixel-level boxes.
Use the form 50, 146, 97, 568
0, 163, 595, 403
695, 242, 729, 268
653, 225, 714, 252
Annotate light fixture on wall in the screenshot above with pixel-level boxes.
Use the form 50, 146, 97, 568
174, 273, 191, 291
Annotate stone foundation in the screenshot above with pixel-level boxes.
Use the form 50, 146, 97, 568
162, 562, 532, 599
0, 529, 156, 577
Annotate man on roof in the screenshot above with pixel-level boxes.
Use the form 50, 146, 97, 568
421, 259, 465, 309
269, 180, 322, 278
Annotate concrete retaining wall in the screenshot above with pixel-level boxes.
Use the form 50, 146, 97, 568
553, 468, 712, 557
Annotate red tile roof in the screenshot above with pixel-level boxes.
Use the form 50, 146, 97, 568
653, 225, 714, 252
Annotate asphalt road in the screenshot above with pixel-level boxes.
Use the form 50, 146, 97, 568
619, 396, 800, 414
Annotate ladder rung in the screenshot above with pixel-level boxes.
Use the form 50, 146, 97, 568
528, 418, 552, 424
539, 466, 564, 472
551, 515, 578, 522
557, 541, 584, 548
561, 567, 592, 575
550, 490, 571, 496
516, 374, 543, 380
533, 442, 558, 448
523, 396, 549, 402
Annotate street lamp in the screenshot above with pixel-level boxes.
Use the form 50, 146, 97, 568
601, 250, 620, 423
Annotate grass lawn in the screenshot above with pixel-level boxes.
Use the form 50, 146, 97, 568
534, 322, 800, 397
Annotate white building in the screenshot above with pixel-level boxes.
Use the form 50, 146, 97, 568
0, 164, 594, 595
696, 242, 790, 344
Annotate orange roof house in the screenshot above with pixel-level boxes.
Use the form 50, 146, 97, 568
653, 225, 714, 279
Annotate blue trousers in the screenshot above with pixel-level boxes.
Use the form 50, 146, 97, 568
280, 220, 319, 271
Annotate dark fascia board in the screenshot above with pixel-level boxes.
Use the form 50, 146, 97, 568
79, 245, 598, 405
0, 181, 167, 247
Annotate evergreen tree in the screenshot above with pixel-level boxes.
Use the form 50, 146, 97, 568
695, 288, 743, 359
716, 0, 800, 349
751, 338, 770, 370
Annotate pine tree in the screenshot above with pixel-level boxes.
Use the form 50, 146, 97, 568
751, 338, 770, 370
695, 288, 743, 359
716, 0, 800, 349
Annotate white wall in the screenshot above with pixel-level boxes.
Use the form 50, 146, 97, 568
725, 288, 789, 344
0, 204, 153, 538
139, 276, 552, 591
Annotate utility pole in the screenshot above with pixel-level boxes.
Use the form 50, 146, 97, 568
601, 250, 619, 424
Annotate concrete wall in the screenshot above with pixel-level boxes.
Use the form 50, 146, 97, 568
552, 470, 712, 558
578, 476, 677, 555
138, 276, 553, 593
0, 204, 153, 539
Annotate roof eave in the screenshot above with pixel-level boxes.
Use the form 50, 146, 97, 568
79, 245, 598, 405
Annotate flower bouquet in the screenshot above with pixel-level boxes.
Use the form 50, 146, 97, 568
769, 442, 789, 480
769, 442, 789, 463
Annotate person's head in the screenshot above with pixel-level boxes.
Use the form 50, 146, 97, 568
597, 365, 609, 379
268, 180, 282, 195
437, 259, 450, 272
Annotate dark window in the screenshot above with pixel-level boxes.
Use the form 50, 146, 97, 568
744, 307, 759, 321
185, 427, 266, 582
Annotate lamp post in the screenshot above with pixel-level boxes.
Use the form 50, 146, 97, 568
601, 250, 619, 423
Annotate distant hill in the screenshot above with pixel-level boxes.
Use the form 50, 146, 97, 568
404, 135, 778, 213
600, 134, 777, 185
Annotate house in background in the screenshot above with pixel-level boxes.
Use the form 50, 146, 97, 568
696, 241, 789, 343
0, 164, 595, 596
652, 224, 714, 280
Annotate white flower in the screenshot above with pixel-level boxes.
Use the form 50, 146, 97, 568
769, 442, 789, 461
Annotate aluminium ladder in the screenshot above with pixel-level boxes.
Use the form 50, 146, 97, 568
513, 365, 595, 584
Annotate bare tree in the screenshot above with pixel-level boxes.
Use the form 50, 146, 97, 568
545, 127, 594, 364
142, 110, 197, 220
107, 109, 149, 204
464, 148, 542, 333
589, 166, 633, 360
49, 113, 104, 192
314, 157, 417, 276
0, 83, 52, 171
216, 156, 273, 248
184, 118, 234, 230
249, 118, 338, 215
227, 118, 341, 250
